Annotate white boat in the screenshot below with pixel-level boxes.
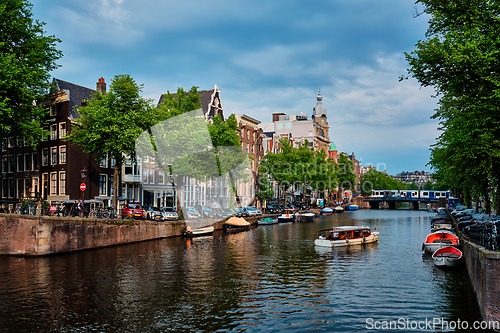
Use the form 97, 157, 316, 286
314, 226, 379, 247
182, 225, 214, 237
422, 231, 459, 253
277, 210, 295, 223
320, 207, 334, 215
432, 246, 462, 267
296, 212, 315, 222
334, 206, 344, 213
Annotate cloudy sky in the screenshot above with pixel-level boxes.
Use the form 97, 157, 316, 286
32, 0, 439, 175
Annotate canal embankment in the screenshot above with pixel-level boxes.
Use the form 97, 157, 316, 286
0, 213, 275, 256
449, 211, 500, 325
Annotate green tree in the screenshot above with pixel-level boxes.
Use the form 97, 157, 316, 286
337, 153, 357, 201
423, 180, 434, 191
360, 169, 408, 196
66, 75, 155, 209
0, 0, 62, 144
404, 0, 500, 214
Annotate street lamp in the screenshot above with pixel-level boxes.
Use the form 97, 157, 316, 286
80, 167, 88, 217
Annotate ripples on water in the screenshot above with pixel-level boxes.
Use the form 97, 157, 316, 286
0, 210, 487, 332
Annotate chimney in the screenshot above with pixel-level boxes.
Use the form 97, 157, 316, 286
96, 77, 106, 92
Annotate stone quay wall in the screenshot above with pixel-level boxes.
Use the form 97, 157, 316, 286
449, 211, 500, 324
0, 213, 185, 256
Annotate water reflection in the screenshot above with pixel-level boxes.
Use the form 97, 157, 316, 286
0, 210, 489, 332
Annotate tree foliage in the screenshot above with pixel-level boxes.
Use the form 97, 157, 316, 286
66, 75, 155, 208
404, 0, 500, 213
360, 169, 409, 196
0, 0, 62, 144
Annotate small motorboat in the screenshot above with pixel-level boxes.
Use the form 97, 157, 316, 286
277, 210, 295, 223
334, 206, 344, 213
257, 217, 278, 225
344, 204, 359, 211
223, 217, 250, 232
182, 225, 214, 237
320, 207, 334, 215
315, 226, 379, 247
296, 212, 315, 222
422, 231, 459, 253
432, 246, 462, 267
431, 219, 453, 232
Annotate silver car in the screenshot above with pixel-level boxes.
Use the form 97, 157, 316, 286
245, 206, 262, 216
161, 207, 178, 221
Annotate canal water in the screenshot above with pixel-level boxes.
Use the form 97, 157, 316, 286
0, 210, 488, 332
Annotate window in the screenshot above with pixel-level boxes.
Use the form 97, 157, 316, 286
1, 156, 7, 174
149, 169, 154, 184
24, 154, 30, 171
8, 137, 14, 148
158, 170, 164, 185
246, 130, 249, 140
50, 172, 57, 195
99, 153, 107, 168
309, 131, 314, 136
51, 147, 58, 164
110, 156, 116, 168
50, 125, 57, 140
50, 105, 56, 117
285, 122, 291, 129
8, 155, 14, 173
99, 175, 106, 195
2, 178, 7, 198
16, 136, 24, 147
42, 127, 48, 141
32, 153, 38, 170
125, 166, 133, 175
1, 138, 6, 152
59, 172, 65, 195
59, 123, 66, 138
277, 123, 283, 130
32, 178, 39, 197
8, 178, 14, 198
143, 168, 148, 183
59, 146, 66, 164
109, 175, 113, 196
17, 154, 22, 172
42, 149, 49, 166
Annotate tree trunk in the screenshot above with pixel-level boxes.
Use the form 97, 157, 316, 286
113, 164, 119, 210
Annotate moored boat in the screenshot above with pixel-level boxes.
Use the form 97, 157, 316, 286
257, 217, 278, 225
182, 225, 214, 237
432, 246, 462, 267
344, 204, 359, 211
223, 217, 251, 232
296, 212, 315, 222
334, 206, 344, 213
277, 210, 295, 223
422, 231, 459, 253
314, 226, 379, 247
320, 207, 334, 215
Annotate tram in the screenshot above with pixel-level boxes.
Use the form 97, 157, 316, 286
370, 190, 450, 200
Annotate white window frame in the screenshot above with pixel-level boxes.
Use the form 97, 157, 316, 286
50, 124, 57, 140
42, 149, 49, 166
59, 122, 66, 139
59, 146, 66, 164
50, 172, 57, 195
59, 172, 66, 195
99, 174, 107, 196
51, 147, 58, 165
158, 170, 164, 185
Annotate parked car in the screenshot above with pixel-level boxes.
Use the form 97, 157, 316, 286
201, 206, 216, 219
123, 203, 145, 219
213, 208, 229, 219
183, 207, 201, 219
223, 208, 237, 217
144, 206, 163, 221
235, 207, 250, 217
245, 206, 262, 216
266, 205, 281, 214
161, 207, 178, 221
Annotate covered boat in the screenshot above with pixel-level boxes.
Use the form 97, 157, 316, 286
320, 207, 334, 215
334, 206, 344, 213
257, 217, 278, 225
344, 204, 359, 211
223, 217, 251, 232
315, 226, 379, 247
431, 219, 453, 232
422, 231, 459, 253
432, 246, 462, 267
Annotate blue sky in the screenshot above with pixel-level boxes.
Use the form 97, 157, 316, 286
32, 0, 439, 176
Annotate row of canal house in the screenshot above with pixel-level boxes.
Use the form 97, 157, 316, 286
0, 77, 265, 211
0, 76, 362, 211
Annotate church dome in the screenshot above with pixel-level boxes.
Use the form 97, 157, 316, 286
329, 142, 337, 151
312, 91, 327, 117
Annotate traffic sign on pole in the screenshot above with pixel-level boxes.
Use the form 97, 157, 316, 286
80, 183, 86, 191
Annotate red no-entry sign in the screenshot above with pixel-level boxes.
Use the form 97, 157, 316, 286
80, 183, 86, 191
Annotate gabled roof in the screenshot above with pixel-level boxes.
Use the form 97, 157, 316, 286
52, 78, 95, 119
157, 85, 224, 122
